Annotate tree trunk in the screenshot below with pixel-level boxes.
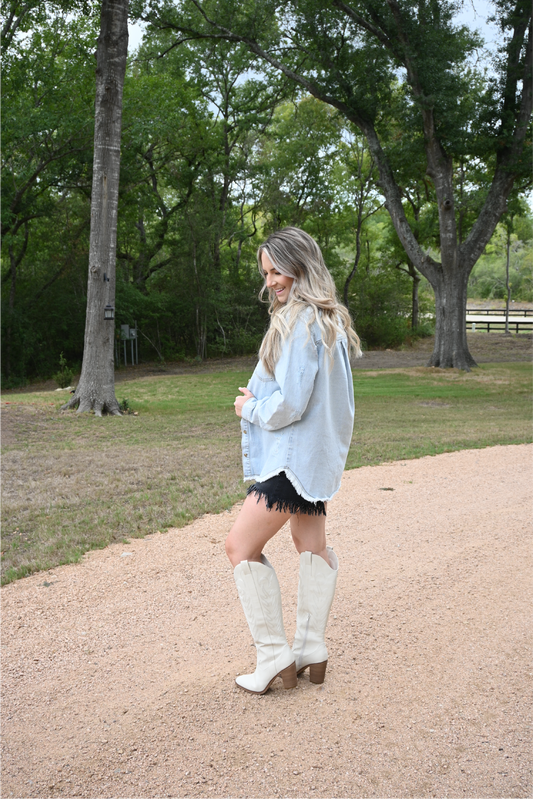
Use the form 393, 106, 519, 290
505, 226, 511, 335
5, 245, 17, 379
62, 0, 129, 416
5, 225, 29, 379
397, 260, 421, 331
196, 306, 207, 360
411, 267, 420, 331
343, 231, 361, 308
427, 266, 477, 369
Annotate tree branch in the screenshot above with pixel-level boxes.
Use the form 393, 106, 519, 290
1, 0, 33, 49
461, 15, 532, 269
331, 0, 393, 49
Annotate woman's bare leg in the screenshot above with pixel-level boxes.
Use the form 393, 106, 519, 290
225, 493, 291, 567
289, 507, 329, 564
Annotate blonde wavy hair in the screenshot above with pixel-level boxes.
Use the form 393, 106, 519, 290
257, 227, 362, 376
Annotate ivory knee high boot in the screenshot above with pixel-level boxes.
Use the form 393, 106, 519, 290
233, 555, 297, 695
292, 547, 339, 684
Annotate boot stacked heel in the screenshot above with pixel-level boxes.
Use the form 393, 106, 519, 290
297, 660, 328, 684
309, 660, 327, 684
280, 662, 298, 689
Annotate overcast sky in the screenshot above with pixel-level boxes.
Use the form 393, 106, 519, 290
456, 0, 500, 45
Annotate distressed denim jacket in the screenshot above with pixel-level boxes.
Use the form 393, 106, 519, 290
240, 313, 355, 502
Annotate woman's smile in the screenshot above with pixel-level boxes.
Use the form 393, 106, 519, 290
261, 251, 294, 303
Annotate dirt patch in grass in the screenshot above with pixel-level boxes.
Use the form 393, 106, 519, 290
0, 403, 55, 447
353, 331, 532, 370
1, 409, 19, 447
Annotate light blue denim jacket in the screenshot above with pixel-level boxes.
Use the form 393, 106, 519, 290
240, 312, 355, 502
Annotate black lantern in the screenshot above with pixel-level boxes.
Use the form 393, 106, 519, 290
104, 304, 115, 321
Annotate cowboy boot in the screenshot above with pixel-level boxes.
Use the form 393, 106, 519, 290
233, 554, 297, 694
292, 547, 338, 684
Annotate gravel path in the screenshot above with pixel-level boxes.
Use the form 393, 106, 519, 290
2, 444, 532, 799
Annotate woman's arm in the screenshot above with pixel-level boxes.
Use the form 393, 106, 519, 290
240, 320, 319, 431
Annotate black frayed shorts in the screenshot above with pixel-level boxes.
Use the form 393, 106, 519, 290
246, 471, 326, 517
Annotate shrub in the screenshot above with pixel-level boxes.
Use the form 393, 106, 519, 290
53, 353, 74, 388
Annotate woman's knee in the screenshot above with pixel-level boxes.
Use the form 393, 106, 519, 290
225, 524, 251, 567
225, 530, 239, 566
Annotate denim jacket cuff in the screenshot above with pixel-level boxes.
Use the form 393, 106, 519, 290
241, 397, 257, 423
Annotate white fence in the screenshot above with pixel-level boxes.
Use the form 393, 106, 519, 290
466, 309, 533, 333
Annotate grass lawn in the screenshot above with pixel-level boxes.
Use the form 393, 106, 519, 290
2, 362, 531, 585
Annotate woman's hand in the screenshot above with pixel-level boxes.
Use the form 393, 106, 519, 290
234, 387, 254, 417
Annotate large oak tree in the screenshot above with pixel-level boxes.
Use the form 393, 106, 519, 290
62, 0, 129, 413
136, 0, 532, 369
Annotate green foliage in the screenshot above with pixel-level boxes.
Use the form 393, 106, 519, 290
257, 97, 343, 232
349, 261, 419, 349
53, 352, 74, 388
468, 216, 533, 301
133, 0, 532, 373
337, 211, 435, 348
1, 8, 97, 381
119, 397, 137, 414
2, 3, 531, 384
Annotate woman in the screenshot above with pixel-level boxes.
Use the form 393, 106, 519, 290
226, 227, 361, 695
